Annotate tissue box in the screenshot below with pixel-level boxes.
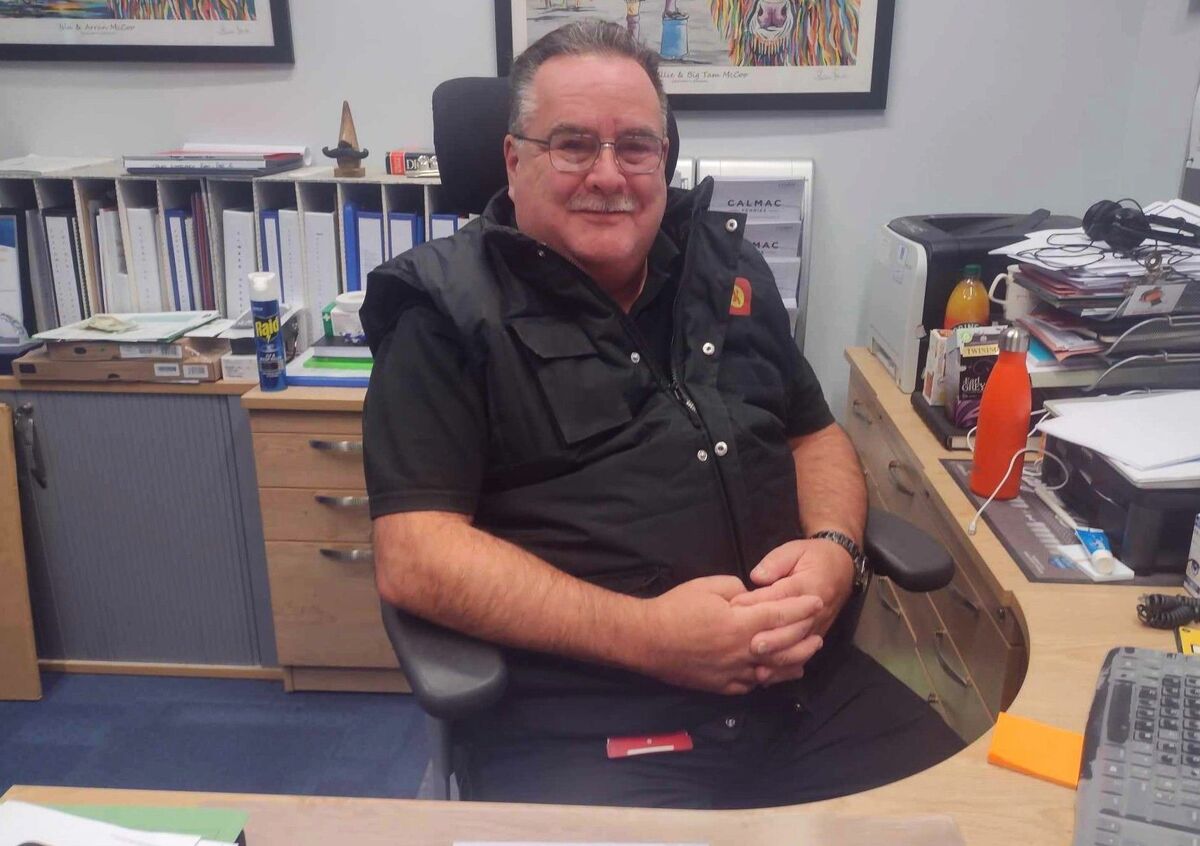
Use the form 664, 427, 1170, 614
1186, 514, 1200, 599
945, 325, 1006, 430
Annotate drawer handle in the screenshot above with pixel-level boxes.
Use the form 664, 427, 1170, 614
886, 460, 916, 496
319, 547, 374, 563
948, 583, 981, 615
309, 439, 363, 453
850, 399, 874, 425
877, 582, 903, 617
314, 494, 369, 508
934, 629, 971, 688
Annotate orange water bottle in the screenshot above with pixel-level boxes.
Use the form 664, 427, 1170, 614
943, 264, 990, 330
969, 327, 1032, 500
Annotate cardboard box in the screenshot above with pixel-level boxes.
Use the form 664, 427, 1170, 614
921, 329, 955, 407
44, 337, 230, 363
944, 325, 1006, 429
13, 347, 224, 383
220, 352, 259, 383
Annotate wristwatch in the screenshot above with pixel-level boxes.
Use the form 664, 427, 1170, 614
809, 530, 870, 594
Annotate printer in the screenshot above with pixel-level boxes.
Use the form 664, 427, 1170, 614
869, 210, 1080, 392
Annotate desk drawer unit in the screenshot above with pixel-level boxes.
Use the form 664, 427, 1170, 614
894, 576, 994, 743
253, 433, 367, 489
846, 373, 922, 518
265, 541, 397, 670
854, 577, 941, 712
260, 488, 372, 543
249, 405, 404, 692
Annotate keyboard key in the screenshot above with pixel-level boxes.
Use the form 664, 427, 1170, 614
1137, 720, 1156, 733
1162, 754, 1182, 768
1164, 731, 1184, 742
1103, 745, 1129, 762
1160, 779, 1179, 792
1137, 732, 1156, 743
1105, 762, 1127, 778
1132, 766, 1153, 780
1132, 751, 1156, 767
1097, 818, 1122, 832
1182, 778, 1200, 794
1093, 835, 1118, 846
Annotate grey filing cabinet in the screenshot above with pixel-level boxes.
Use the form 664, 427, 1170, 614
3, 387, 277, 666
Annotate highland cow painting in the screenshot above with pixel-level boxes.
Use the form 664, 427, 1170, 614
0, 0, 292, 62
497, 0, 894, 110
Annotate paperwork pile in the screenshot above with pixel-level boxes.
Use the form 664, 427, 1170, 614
1037, 391, 1200, 485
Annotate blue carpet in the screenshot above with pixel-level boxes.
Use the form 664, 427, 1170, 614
0, 673, 430, 798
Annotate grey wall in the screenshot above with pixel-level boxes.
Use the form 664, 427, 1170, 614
2, 0, 1198, 415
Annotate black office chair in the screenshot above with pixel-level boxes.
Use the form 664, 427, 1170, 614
379, 76, 955, 800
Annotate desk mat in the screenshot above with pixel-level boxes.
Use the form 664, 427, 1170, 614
940, 458, 1179, 587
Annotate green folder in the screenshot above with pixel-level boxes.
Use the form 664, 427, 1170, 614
46, 804, 248, 844
306, 356, 374, 371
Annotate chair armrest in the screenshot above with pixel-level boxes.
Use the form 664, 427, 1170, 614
863, 507, 954, 593
379, 601, 507, 721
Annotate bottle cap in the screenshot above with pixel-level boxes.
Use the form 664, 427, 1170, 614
964, 263, 982, 278
1000, 325, 1029, 353
1089, 546, 1115, 575
248, 271, 280, 302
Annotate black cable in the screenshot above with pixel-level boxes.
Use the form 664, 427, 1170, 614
1138, 594, 1200, 629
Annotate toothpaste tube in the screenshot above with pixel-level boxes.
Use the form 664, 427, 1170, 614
1074, 526, 1114, 575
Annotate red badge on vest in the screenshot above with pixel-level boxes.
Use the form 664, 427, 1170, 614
730, 276, 752, 316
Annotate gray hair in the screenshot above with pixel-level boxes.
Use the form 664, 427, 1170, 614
508, 20, 670, 136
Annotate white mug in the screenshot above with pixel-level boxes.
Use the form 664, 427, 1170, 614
989, 264, 1036, 322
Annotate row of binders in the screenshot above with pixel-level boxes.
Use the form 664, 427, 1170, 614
0, 198, 471, 345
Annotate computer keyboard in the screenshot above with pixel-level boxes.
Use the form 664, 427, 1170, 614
1076, 647, 1200, 846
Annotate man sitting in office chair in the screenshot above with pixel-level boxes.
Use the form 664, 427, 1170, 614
362, 20, 961, 808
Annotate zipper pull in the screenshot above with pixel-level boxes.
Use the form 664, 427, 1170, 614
671, 380, 702, 427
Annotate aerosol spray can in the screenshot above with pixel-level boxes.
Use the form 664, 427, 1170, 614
249, 271, 287, 392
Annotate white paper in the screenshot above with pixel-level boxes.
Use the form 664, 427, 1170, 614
34, 310, 219, 343
1037, 390, 1200, 469
167, 213, 190, 310
388, 212, 417, 258
0, 801, 203, 846
98, 208, 133, 313
765, 256, 802, 298
0, 153, 111, 176
278, 208, 304, 308
181, 142, 312, 166
127, 207, 164, 312
357, 212, 385, 291
745, 220, 802, 257
430, 213, 458, 240
222, 208, 256, 320
43, 213, 82, 325
708, 177, 805, 222
303, 210, 340, 341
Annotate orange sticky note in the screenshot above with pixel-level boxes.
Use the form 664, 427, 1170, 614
987, 711, 1085, 789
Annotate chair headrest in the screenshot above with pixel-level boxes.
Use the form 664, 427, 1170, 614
432, 76, 681, 216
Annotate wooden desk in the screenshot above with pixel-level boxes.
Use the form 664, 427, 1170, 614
3, 348, 1176, 842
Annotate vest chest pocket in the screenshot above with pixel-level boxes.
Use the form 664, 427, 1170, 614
508, 317, 635, 445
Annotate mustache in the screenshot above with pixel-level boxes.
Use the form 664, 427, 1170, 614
566, 194, 636, 213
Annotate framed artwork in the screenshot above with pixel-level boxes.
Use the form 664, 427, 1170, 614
496, 0, 894, 111
0, 0, 293, 63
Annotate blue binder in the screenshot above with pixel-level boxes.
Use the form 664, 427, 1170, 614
164, 208, 194, 311
386, 211, 423, 258
342, 201, 361, 292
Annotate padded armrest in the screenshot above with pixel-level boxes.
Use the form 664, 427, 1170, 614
379, 601, 507, 721
863, 507, 954, 593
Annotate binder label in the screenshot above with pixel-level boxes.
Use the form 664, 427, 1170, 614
154, 363, 181, 377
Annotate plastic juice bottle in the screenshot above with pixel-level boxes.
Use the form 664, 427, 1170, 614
969, 326, 1032, 500
943, 263, 990, 330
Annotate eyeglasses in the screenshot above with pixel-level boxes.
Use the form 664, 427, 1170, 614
512, 129, 666, 175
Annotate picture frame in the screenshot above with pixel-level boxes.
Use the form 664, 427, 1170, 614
0, 0, 293, 64
495, 0, 894, 111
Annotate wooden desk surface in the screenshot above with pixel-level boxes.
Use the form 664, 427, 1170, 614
241, 384, 366, 412
0, 375, 252, 396
2, 348, 1176, 844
